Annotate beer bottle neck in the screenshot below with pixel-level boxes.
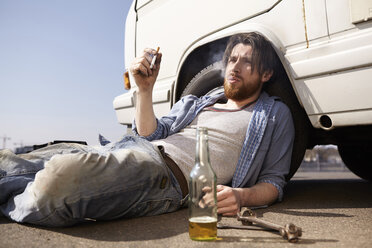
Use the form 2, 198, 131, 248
195, 128, 210, 166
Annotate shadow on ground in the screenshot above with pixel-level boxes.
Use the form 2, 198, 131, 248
0, 176, 371, 244
262, 178, 372, 218
0, 208, 189, 242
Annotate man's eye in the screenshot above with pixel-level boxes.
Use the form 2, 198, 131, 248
228, 57, 236, 62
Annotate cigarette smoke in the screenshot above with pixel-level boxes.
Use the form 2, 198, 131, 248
206, 41, 227, 79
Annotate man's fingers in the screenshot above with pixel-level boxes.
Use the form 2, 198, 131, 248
217, 192, 228, 202
130, 53, 155, 76
130, 48, 162, 77
143, 47, 158, 55
217, 205, 240, 216
217, 195, 237, 208
143, 52, 154, 65
217, 185, 225, 192
131, 62, 149, 77
130, 49, 160, 77
217, 195, 240, 215
216, 185, 232, 201
143, 48, 160, 65
216, 185, 241, 216
153, 52, 162, 70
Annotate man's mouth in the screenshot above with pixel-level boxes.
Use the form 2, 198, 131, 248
227, 74, 241, 84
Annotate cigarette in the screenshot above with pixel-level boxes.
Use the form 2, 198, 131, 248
150, 47, 160, 69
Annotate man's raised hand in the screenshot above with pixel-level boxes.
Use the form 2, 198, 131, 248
130, 48, 162, 92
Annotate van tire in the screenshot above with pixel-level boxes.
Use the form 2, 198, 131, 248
338, 144, 372, 181
181, 61, 224, 97
181, 61, 309, 181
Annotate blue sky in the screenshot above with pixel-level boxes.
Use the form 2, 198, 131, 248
0, 0, 133, 150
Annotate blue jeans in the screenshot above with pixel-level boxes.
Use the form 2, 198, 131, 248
0, 136, 184, 227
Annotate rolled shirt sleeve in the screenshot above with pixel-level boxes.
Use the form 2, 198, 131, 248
256, 101, 295, 201
132, 94, 219, 141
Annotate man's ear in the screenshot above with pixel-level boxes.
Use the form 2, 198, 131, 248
262, 70, 273, 83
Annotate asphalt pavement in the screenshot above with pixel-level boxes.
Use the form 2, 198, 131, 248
1, 170, 371, 248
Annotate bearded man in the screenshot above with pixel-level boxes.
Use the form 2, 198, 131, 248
0, 32, 294, 226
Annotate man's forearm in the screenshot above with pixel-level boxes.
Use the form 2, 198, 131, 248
130, 48, 162, 136
135, 89, 157, 136
238, 182, 278, 207
217, 182, 279, 216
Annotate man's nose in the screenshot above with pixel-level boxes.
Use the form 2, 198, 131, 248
232, 59, 242, 72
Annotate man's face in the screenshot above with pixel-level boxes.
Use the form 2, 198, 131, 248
224, 43, 265, 101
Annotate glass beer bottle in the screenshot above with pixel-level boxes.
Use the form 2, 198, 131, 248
188, 127, 217, 241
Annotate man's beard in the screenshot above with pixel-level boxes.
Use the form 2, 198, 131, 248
223, 78, 261, 101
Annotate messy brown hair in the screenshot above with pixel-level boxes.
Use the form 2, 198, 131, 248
222, 32, 280, 81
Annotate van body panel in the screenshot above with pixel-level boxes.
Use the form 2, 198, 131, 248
116, 0, 372, 130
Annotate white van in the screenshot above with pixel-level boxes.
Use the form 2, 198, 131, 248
113, 0, 372, 180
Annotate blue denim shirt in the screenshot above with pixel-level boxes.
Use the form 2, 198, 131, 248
133, 92, 294, 201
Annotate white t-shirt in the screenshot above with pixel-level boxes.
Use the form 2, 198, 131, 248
151, 102, 255, 185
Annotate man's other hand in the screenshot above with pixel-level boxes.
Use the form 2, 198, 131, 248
216, 185, 242, 216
